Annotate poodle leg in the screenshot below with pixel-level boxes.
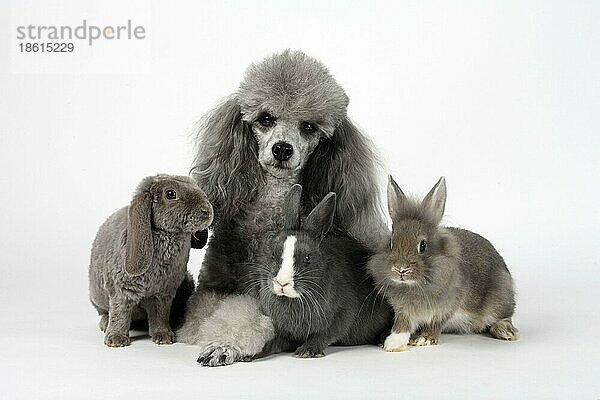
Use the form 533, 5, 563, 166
179, 290, 275, 367
176, 289, 226, 344
142, 295, 175, 345
104, 297, 134, 348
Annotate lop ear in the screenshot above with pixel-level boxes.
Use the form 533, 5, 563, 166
283, 184, 302, 231
421, 176, 447, 225
304, 192, 336, 240
125, 186, 154, 276
387, 175, 407, 220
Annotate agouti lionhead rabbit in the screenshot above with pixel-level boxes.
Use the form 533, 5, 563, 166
368, 176, 518, 352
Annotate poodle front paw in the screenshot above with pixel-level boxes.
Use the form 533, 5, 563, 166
104, 332, 130, 348
152, 330, 175, 345
196, 342, 243, 367
383, 332, 410, 352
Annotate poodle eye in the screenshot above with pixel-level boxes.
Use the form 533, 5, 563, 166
305, 255, 311, 263
256, 113, 275, 128
418, 240, 427, 254
165, 190, 177, 200
300, 121, 317, 135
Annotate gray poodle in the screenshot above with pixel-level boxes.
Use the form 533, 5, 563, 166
178, 50, 387, 366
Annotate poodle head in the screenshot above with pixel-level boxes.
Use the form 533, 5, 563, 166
238, 50, 349, 178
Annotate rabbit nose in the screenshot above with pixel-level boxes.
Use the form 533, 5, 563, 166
275, 279, 290, 287
392, 266, 411, 276
272, 141, 294, 161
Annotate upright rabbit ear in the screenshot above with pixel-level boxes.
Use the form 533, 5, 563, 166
304, 192, 336, 240
283, 184, 302, 231
422, 176, 447, 225
125, 183, 154, 276
387, 175, 407, 220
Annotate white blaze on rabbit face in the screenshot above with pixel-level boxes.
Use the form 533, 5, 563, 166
273, 235, 301, 298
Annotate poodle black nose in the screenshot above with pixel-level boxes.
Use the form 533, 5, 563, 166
272, 141, 294, 161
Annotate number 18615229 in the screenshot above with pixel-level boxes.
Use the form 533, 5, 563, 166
19, 42, 74, 53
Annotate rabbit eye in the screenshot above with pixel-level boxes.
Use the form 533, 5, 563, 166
305, 255, 311, 263
256, 112, 275, 128
300, 121, 317, 135
418, 240, 427, 254
165, 190, 177, 200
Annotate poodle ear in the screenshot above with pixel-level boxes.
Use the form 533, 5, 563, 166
299, 116, 384, 246
387, 175, 407, 220
421, 176, 447, 225
304, 192, 336, 240
283, 184, 302, 231
125, 182, 154, 276
191, 96, 262, 224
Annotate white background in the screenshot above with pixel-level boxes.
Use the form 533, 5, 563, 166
1, 0, 598, 399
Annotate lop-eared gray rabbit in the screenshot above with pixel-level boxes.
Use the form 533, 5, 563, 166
368, 176, 518, 352
89, 175, 213, 347
251, 184, 392, 359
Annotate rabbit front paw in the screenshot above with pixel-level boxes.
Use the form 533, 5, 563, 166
152, 330, 175, 345
104, 332, 130, 348
383, 332, 410, 352
409, 335, 439, 346
293, 344, 325, 358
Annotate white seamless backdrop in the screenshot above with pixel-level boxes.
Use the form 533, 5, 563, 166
1, 1, 598, 399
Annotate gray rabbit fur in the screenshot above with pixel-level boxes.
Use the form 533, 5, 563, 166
367, 176, 518, 352
251, 185, 392, 359
89, 174, 213, 347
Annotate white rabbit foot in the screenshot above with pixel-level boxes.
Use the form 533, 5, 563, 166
151, 330, 174, 345
197, 342, 243, 367
383, 332, 410, 352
